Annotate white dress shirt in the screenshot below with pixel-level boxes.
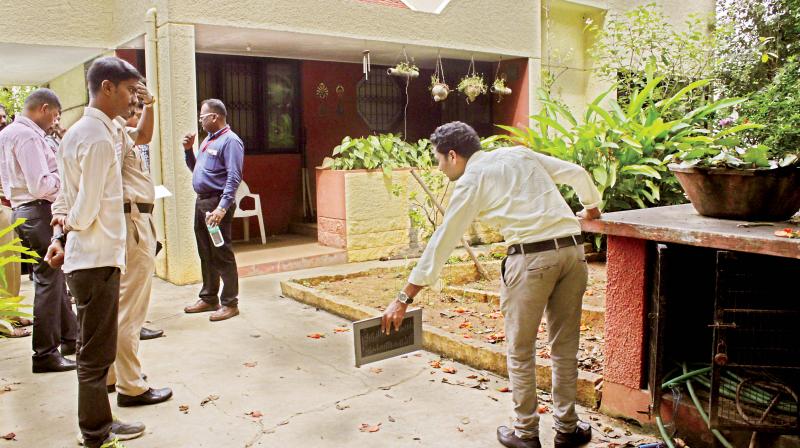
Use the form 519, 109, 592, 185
54, 107, 126, 273
408, 146, 602, 287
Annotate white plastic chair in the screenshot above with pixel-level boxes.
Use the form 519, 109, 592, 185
233, 180, 267, 244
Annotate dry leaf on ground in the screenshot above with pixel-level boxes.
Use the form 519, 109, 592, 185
537, 405, 550, 413
179, 404, 189, 414
243, 361, 257, 368
442, 367, 457, 374
359, 423, 382, 433
370, 367, 383, 374
246, 410, 264, 419
307, 333, 325, 339
200, 394, 220, 406
2, 433, 16, 440
498, 386, 511, 393
429, 360, 441, 369
334, 327, 350, 333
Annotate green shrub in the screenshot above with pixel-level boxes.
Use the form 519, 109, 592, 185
0, 219, 37, 335
321, 134, 433, 176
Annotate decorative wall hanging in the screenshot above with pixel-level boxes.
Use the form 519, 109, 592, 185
336, 84, 345, 115
457, 56, 487, 103
490, 58, 512, 102
430, 53, 449, 102
316, 82, 329, 99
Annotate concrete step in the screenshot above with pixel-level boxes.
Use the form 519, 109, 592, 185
289, 221, 318, 238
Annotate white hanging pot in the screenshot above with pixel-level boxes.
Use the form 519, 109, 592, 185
387, 67, 419, 78
431, 83, 449, 102
490, 85, 512, 96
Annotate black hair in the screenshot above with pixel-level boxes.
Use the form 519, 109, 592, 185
86, 57, 142, 96
201, 98, 227, 117
431, 121, 481, 158
24, 88, 61, 111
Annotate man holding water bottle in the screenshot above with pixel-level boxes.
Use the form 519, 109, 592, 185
182, 99, 244, 322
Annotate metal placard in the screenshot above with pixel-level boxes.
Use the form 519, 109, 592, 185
353, 308, 422, 367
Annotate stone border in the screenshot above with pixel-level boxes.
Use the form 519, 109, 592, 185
280, 263, 603, 408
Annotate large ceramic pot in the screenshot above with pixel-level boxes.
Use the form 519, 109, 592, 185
668, 164, 800, 221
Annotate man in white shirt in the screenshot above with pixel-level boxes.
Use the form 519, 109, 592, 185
382, 122, 602, 448
46, 57, 146, 448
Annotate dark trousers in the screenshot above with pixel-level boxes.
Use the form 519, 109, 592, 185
66, 267, 119, 448
13, 202, 78, 362
194, 195, 239, 307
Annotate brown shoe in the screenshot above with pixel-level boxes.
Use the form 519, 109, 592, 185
209, 306, 239, 322
184, 299, 220, 314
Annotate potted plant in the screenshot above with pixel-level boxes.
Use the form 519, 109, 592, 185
490, 77, 512, 97
387, 61, 419, 79
457, 74, 487, 103
430, 74, 449, 102
668, 119, 800, 221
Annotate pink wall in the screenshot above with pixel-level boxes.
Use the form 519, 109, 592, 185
492, 58, 530, 131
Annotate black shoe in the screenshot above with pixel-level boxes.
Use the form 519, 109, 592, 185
32, 354, 77, 373
117, 387, 173, 407
107, 384, 116, 393
61, 341, 77, 357
554, 421, 592, 448
497, 426, 541, 448
139, 327, 164, 340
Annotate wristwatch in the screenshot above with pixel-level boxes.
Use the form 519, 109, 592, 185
397, 291, 413, 305
51, 231, 66, 245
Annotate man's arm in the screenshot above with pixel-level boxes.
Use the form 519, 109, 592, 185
381, 180, 483, 333
133, 84, 155, 145
65, 141, 115, 231
16, 136, 60, 200
218, 138, 244, 210
183, 133, 197, 171
531, 151, 602, 211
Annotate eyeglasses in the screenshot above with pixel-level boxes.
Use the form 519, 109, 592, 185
198, 113, 216, 123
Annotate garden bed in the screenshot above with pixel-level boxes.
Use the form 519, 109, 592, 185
280, 260, 607, 407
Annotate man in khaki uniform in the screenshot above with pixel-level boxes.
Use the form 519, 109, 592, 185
105, 86, 172, 407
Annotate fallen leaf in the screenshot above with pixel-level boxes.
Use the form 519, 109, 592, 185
335, 403, 350, 410
442, 367, 457, 374
585, 289, 594, 296
463, 334, 472, 339
485, 332, 505, 344
243, 361, 258, 368
388, 416, 396, 423
537, 405, 550, 413
452, 307, 467, 314
461, 417, 470, 425
458, 321, 472, 329
359, 423, 382, 433
178, 404, 189, 414
2, 433, 16, 441
466, 375, 478, 379
334, 327, 350, 333
247, 410, 264, 419
429, 360, 441, 369
370, 367, 383, 374
477, 376, 490, 382
307, 333, 325, 339
200, 394, 220, 406
498, 386, 511, 393
278, 420, 289, 426
537, 348, 551, 359
457, 426, 464, 432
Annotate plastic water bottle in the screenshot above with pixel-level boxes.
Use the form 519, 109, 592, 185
206, 212, 225, 247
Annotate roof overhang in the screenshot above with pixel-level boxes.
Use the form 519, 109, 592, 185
0, 43, 104, 85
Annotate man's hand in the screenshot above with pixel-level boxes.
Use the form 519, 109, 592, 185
50, 215, 71, 232
136, 82, 154, 106
44, 240, 65, 269
577, 207, 601, 220
381, 299, 409, 335
206, 207, 226, 227
182, 132, 196, 151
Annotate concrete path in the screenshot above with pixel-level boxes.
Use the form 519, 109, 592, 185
0, 262, 656, 447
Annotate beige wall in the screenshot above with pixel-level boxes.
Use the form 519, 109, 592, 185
48, 65, 88, 128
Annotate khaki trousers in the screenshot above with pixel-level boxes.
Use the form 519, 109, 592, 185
500, 243, 587, 439
0, 205, 20, 297
107, 208, 156, 396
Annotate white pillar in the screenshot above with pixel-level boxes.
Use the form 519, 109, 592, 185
154, 22, 201, 285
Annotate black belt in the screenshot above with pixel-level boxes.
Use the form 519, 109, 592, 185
13, 199, 52, 210
507, 235, 583, 256
123, 203, 154, 214
197, 191, 222, 200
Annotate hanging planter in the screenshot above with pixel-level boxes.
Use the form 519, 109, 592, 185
457, 57, 487, 103
430, 55, 449, 102
490, 78, 512, 96
387, 61, 419, 79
